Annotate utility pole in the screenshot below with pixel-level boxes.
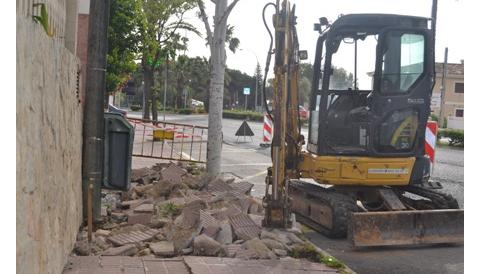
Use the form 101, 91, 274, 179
254, 62, 259, 111
439, 47, 448, 128
82, 0, 109, 220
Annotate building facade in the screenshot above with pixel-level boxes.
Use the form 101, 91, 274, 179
17, 1, 85, 273
431, 61, 464, 129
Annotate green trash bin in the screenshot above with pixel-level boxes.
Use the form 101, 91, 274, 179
103, 112, 134, 190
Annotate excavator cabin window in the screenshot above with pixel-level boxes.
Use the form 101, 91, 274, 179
308, 23, 430, 158
380, 32, 425, 94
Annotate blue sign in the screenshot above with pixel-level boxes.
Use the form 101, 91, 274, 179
243, 87, 251, 95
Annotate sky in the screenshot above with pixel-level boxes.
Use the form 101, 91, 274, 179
181, 0, 464, 88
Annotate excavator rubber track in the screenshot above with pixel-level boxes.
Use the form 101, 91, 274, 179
289, 180, 357, 238
395, 185, 460, 210
290, 181, 463, 247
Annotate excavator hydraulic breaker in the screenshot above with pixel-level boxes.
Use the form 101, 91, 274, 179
348, 209, 464, 247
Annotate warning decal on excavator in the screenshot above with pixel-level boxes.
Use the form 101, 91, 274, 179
368, 168, 409, 174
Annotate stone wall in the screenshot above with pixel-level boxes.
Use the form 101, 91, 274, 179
16, 15, 83, 274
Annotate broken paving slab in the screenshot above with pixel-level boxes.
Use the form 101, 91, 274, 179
95, 229, 111, 238
120, 199, 148, 209
180, 199, 207, 228
212, 205, 242, 221
127, 212, 153, 225
242, 238, 276, 259
149, 241, 175, 257
225, 244, 243, 257
63, 256, 190, 274
161, 163, 187, 183
193, 234, 224, 256
230, 181, 254, 194
133, 203, 154, 213
249, 214, 264, 227
215, 223, 233, 245
207, 177, 234, 192
183, 256, 342, 274
108, 228, 160, 246
199, 210, 220, 230
229, 213, 262, 241
102, 244, 138, 256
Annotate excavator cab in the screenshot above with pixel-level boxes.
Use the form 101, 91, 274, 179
307, 14, 433, 184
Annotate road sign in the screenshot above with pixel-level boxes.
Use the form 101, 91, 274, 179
235, 120, 254, 142
243, 87, 250, 95
431, 93, 441, 108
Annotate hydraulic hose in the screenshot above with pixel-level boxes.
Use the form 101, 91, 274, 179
262, 2, 276, 121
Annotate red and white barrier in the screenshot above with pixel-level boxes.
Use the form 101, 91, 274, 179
261, 113, 273, 147
425, 121, 438, 171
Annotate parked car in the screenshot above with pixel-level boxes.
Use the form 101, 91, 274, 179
299, 105, 309, 119
191, 99, 204, 107
108, 104, 127, 116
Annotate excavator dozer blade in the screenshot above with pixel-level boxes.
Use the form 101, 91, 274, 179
349, 209, 464, 247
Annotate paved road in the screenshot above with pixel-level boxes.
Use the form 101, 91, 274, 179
128, 112, 464, 274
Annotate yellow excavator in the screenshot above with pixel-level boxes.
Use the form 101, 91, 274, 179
261, 0, 463, 247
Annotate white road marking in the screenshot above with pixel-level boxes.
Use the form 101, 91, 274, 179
222, 149, 257, 152
243, 170, 268, 180
221, 163, 271, 167
181, 152, 196, 161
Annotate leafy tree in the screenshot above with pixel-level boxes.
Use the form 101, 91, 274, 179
296, 63, 354, 106
226, 68, 255, 109
330, 66, 354, 90
298, 76, 311, 106
138, 0, 200, 120
186, 56, 210, 102
298, 63, 313, 106
106, 0, 142, 94
253, 63, 263, 109
299, 63, 313, 84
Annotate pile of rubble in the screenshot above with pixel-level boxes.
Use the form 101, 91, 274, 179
73, 162, 312, 261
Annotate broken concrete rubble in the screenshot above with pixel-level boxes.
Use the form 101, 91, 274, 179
149, 241, 175, 257
102, 244, 138, 256
133, 203, 154, 213
242, 238, 277, 259
193, 234, 224, 256
108, 228, 159, 246
229, 213, 261, 241
127, 212, 152, 225
215, 223, 233, 245
69, 161, 342, 271
95, 229, 111, 238
161, 164, 187, 183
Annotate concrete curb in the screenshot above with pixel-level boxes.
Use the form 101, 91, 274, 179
303, 237, 357, 274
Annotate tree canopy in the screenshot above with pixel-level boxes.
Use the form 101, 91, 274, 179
106, 0, 142, 93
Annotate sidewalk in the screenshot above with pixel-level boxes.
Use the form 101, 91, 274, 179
63, 255, 341, 274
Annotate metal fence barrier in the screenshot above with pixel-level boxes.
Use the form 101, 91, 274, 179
128, 117, 208, 163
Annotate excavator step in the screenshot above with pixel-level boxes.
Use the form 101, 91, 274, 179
348, 209, 464, 247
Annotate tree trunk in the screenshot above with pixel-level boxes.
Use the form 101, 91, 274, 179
152, 93, 158, 121
207, 0, 228, 176
143, 66, 153, 120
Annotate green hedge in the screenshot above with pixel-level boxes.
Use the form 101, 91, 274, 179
438, 128, 464, 147
194, 107, 206, 114
178, 108, 193, 114
223, 110, 263, 121
130, 105, 142, 111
